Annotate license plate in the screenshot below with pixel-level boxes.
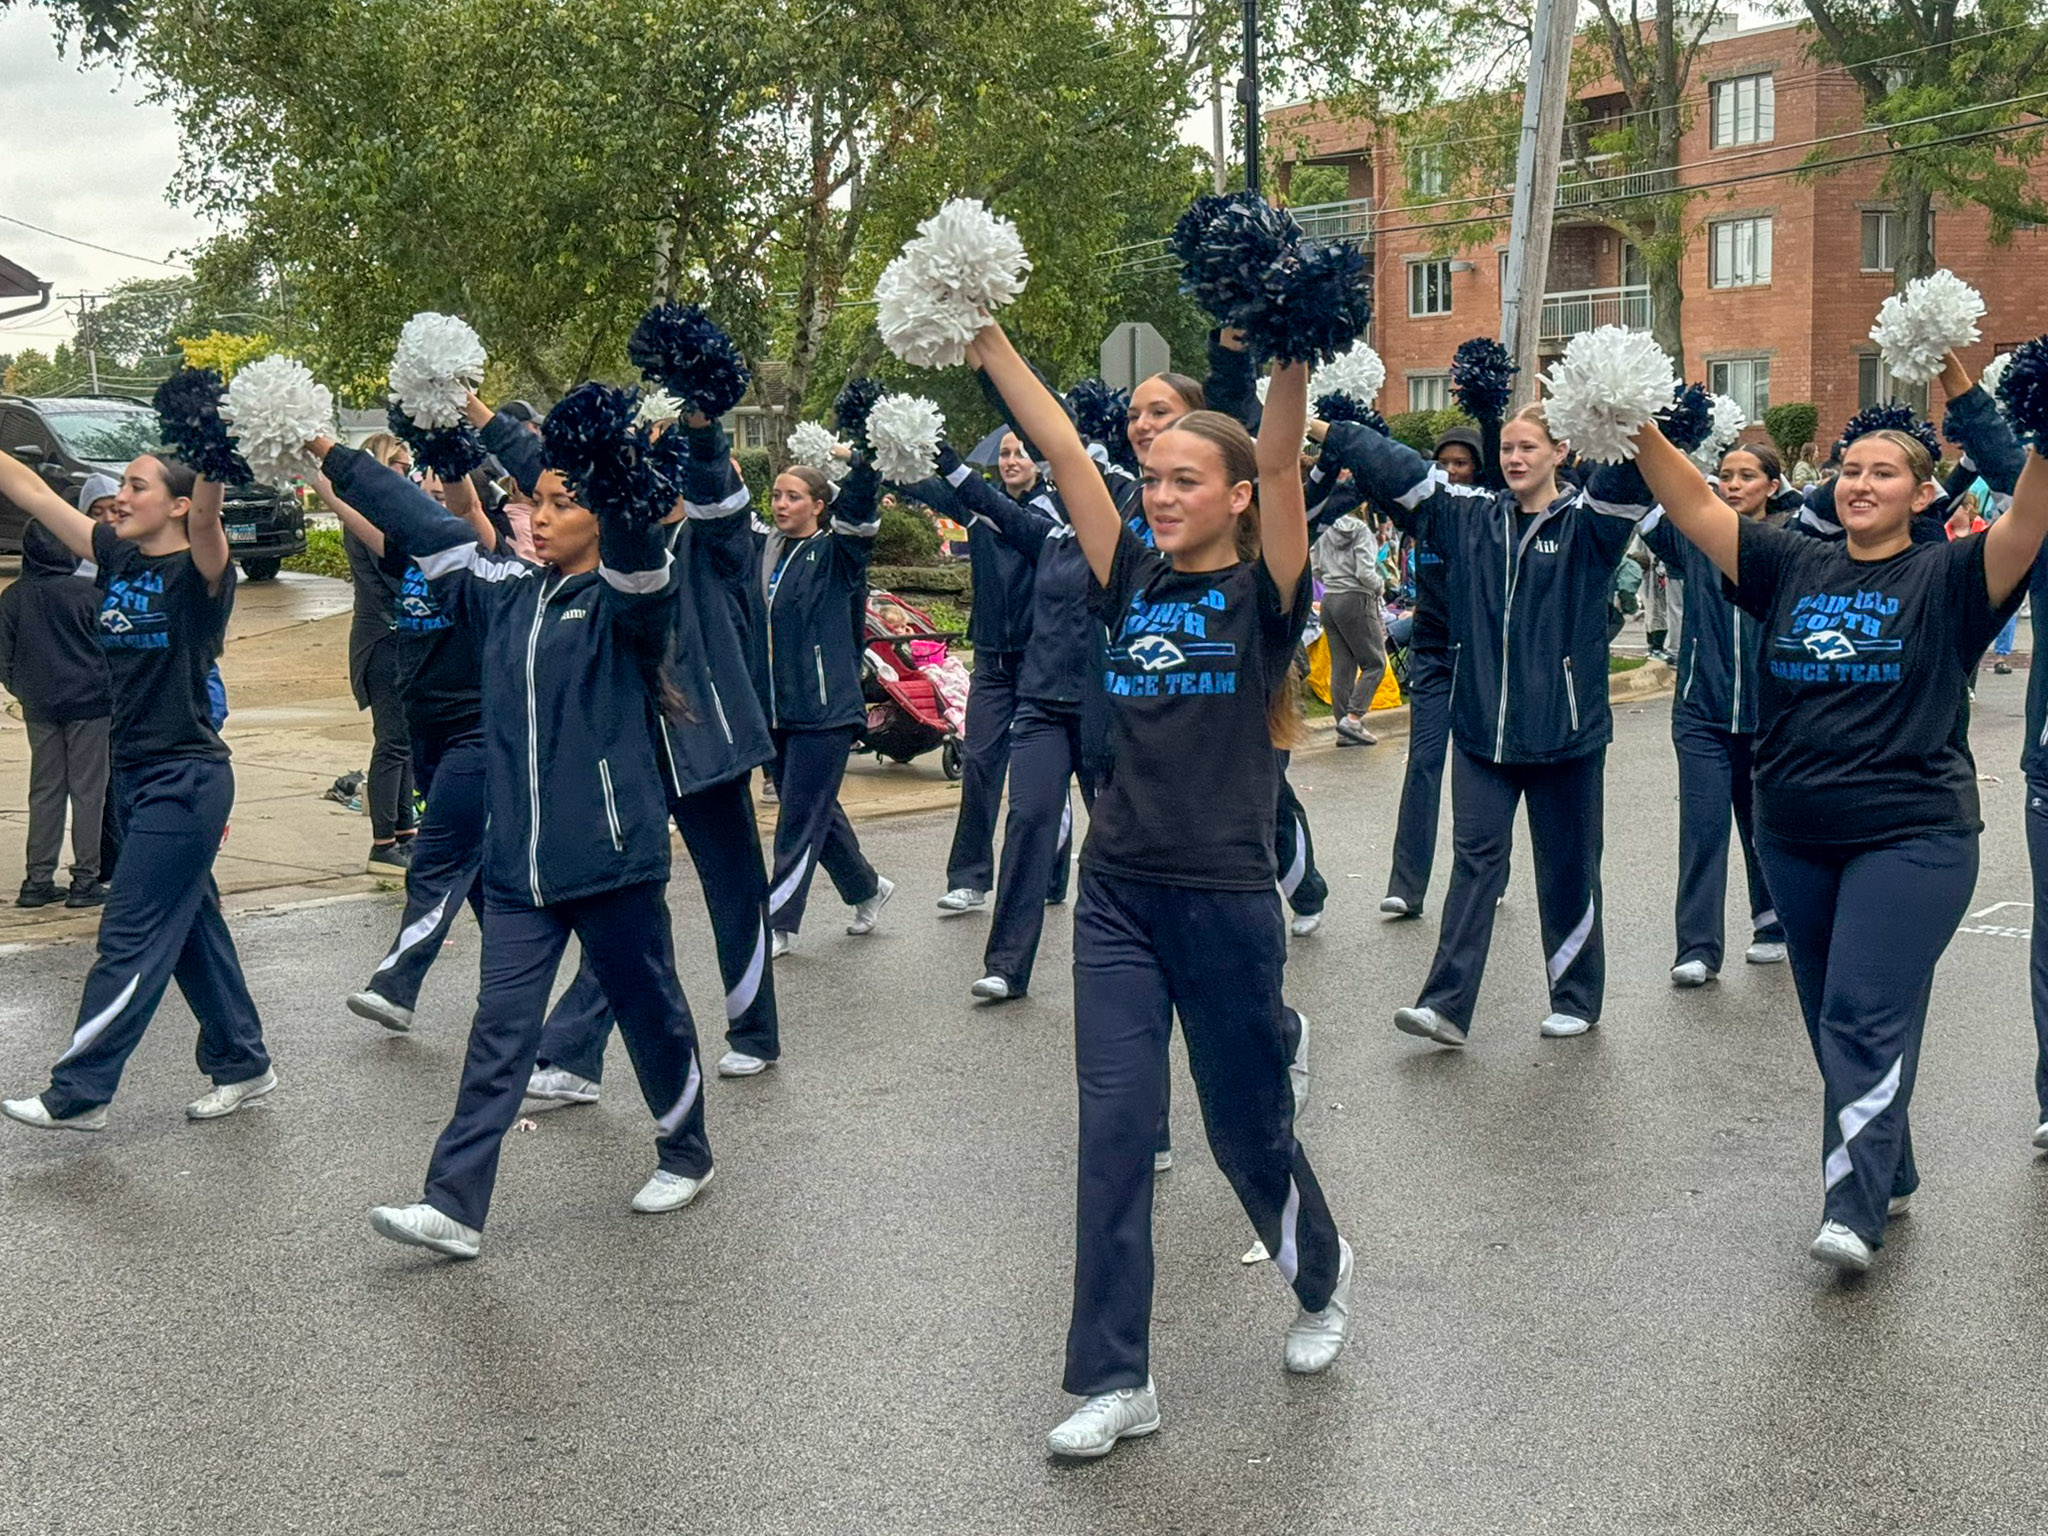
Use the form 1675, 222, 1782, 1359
227, 524, 257, 544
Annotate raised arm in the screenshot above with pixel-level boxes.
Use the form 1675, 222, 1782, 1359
1983, 451, 2048, 607
312, 475, 386, 556
465, 391, 546, 496
185, 477, 233, 589
1938, 352, 2026, 502
0, 450, 96, 561
1205, 328, 1261, 433
971, 321, 1120, 584
1626, 424, 1740, 581
1257, 361, 1309, 594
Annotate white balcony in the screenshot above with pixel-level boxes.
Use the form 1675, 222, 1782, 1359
1539, 284, 1651, 343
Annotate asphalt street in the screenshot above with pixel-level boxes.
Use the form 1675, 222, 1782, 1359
4, 679, 2048, 1535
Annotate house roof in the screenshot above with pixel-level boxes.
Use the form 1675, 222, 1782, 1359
0, 251, 46, 300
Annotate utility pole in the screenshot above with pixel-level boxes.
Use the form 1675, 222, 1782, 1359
1211, 58, 1229, 193
60, 292, 104, 393
1499, 0, 1577, 406
1238, 0, 1261, 193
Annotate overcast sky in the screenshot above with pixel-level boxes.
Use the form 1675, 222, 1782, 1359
0, 10, 214, 355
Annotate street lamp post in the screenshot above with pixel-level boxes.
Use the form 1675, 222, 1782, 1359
1238, 0, 1260, 194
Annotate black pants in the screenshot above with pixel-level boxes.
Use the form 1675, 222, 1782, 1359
1671, 714, 1784, 971
422, 880, 709, 1231
984, 701, 1089, 992
1386, 643, 1454, 911
767, 725, 879, 933
1274, 751, 1326, 918
1417, 745, 1605, 1031
2028, 773, 2048, 1119
946, 648, 1019, 892
540, 773, 779, 1070
1757, 829, 1978, 1245
365, 731, 488, 1010
357, 635, 416, 843
1065, 869, 1340, 1395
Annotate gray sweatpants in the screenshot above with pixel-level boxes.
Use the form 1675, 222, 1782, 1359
25, 715, 110, 885
1322, 589, 1387, 718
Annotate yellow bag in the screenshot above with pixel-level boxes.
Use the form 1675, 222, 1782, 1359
1371, 664, 1404, 712
1305, 633, 1331, 704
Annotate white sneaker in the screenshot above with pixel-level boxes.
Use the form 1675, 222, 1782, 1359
971, 975, 1017, 1002
1379, 896, 1419, 918
936, 887, 986, 915
525, 1067, 600, 1104
369, 1201, 481, 1259
1539, 1013, 1595, 1038
347, 989, 414, 1033
771, 930, 794, 960
847, 875, 895, 935
1289, 1011, 1311, 1121
1289, 912, 1322, 937
1393, 1005, 1467, 1048
1046, 1379, 1161, 1459
1153, 1148, 1174, 1173
186, 1067, 278, 1120
1809, 1219, 1872, 1274
630, 1166, 714, 1213
1887, 1193, 1912, 1220
716, 1050, 769, 1078
1745, 940, 1788, 965
1283, 1238, 1354, 1374
2033, 1120, 2048, 1151
1242, 1239, 1270, 1265
1670, 960, 1715, 988
1, 1094, 107, 1132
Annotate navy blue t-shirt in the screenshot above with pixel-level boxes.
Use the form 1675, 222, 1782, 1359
382, 547, 482, 744
90, 521, 235, 769
1085, 529, 1309, 889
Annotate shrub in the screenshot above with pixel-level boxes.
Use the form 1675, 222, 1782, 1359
1383, 407, 1477, 456
1763, 402, 1820, 462
875, 503, 942, 565
284, 525, 350, 580
734, 447, 773, 513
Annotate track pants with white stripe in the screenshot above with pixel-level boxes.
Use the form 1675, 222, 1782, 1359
1274, 751, 1326, 918
422, 880, 709, 1231
1065, 869, 1340, 1396
945, 647, 1019, 893
983, 701, 1087, 994
538, 773, 778, 1070
1671, 716, 1782, 972
363, 732, 487, 1012
1385, 642, 1454, 912
1417, 745, 1605, 1031
43, 759, 268, 1117
767, 726, 878, 935
1756, 829, 1977, 1245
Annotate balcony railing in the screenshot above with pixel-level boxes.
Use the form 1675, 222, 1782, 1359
1556, 155, 1679, 210
1539, 285, 1651, 343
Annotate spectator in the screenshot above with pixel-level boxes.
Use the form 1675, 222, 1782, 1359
349, 434, 419, 876
1790, 442, 1825, 490
1310, 507, 1387, 746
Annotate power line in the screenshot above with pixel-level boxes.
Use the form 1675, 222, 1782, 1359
0, 213, 190, 271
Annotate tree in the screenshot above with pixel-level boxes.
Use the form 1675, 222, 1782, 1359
3, 345, 87, 396
1794, 0, 2048, 287
3, 0, 135, 54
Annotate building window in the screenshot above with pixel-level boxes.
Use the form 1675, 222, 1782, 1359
1708, 356, 1771, 421
1710, 73, 1775, 148
1409, 259, 1453, 317
1857, 354, 1928, 415
1860, 208, 1934, 272
1406, 144, 1446, 199
1709, 217, 1772, 288
1408, 373, 1451, 412
741, 414, 765, 450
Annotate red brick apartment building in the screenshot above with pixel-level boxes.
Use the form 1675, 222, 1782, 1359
1267, 17, 2048, 442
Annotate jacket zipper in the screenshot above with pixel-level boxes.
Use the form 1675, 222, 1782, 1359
1682, 643, 1696, 702
1563, 656, 1580, 732
1729, 608, 1742, 733
597, 757, 623, 851
1494, 522, 1514, 761
814, 645, 828, 705
523, 577, 554, 904
708, 678, 734, 743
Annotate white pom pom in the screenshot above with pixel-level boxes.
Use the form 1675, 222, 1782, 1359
1312, 342, 1386, 407
635, 388, 684, 428
388, 312, 487, 429
220, 355, 334, 486
1981, 351, 2013, 402
1693, 393, 1748, 466
866, 394, 945, 483
786, 420, 851, 485
876, 198, 1032, 370
1539, 326, 1676, 463
1870, 269, 1984, 386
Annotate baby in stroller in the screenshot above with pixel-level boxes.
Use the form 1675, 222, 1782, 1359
874, 600, 971, 734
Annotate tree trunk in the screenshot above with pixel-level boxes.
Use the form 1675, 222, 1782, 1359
1649, 199, 1686, 365
1894, 177, 1936, 289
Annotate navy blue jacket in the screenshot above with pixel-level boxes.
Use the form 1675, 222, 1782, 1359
757, 463, 880, 731
1639, 507, 1761, 735
325, 443, 678, 908
1307, 455, 1451, 649
0, 520, 111, 723
1792, 386, 2020, 545
1322, 420, 1650, 764
957, 471, 1038, 654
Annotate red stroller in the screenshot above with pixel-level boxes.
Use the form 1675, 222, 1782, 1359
859, 588, 964, 780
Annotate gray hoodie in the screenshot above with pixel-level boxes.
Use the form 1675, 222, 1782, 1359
1311, 512, 1384, 599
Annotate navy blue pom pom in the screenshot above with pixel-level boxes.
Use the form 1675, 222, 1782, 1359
541, 383, 670, 529
1996, 337, 2048, 447
1314, 393, 1388, 434
628, 303, 752, 421
1450, 338, 1517, 424
1656, 383, 1713, 454
834, 377, 888, 450
1836, 401, 1939, 463
1235, 239, 1373, 368
385, 403, 488, 483
1171, 192, 1298, 324
152, 367, 251, 484
1065, 379, 1136, 471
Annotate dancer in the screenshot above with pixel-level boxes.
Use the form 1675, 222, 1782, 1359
0, 447, 274, 1130
759, 458, 893, 957
976, 325, 1348, 1458
1626, 376, 2048, 1273
1315, 406, 1651, 1046
935, 430, 1039, 915
324, 398, 714, 1259
1637, 442, 1786, 986
347, 433, 420, 875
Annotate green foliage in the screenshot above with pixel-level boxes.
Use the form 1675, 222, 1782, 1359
284, 526, 350, 580
2, 346, 88, 397
920, 598, 967, 637
1284, 164, 1350, 207
734, 449, 773, 513
1385, 408, 1476, 455
875, 503, 943, 566
1763, 403, 1821, 461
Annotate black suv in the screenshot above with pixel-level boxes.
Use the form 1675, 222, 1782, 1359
0, 395, 306, 579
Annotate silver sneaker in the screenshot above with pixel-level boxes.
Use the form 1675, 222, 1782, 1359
771, 930, 794, 960
1283, 1238, 1354, 1374
631, 1166, 713, 1213
1289, 912, 1322, 937
1887, 1193, 1912, 1220
369, 1201, 481, 1259
936, 887, 986, 915
1393, 1005, 1467, 1048
971, 975, 1016, 1002
1046, 1379, 1161, 1459
1670, 961, 1715, 988
1379, 895, 1420, 918
1539, 1013, 1595, 1038
846, 875, 895, 935
1809, 1219, 1873, 1273
2, 1094, 107, 1132
186, 1068, 277, 1120
347, 989, 414, 1033
525, 1067, 599, 1104
716, 1050, 769, 1078
1745, 940, 1788, 965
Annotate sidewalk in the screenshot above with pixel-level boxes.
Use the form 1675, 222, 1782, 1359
0, 562, 1675, 950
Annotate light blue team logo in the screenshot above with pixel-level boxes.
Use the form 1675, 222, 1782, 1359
1771, 590, 1904, 681
1105, 585, 1240, 697
1113, 634, 1238, 672
1788, 628, 1903, 662
395, 566, 453, 632
99, 569, 170, 651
